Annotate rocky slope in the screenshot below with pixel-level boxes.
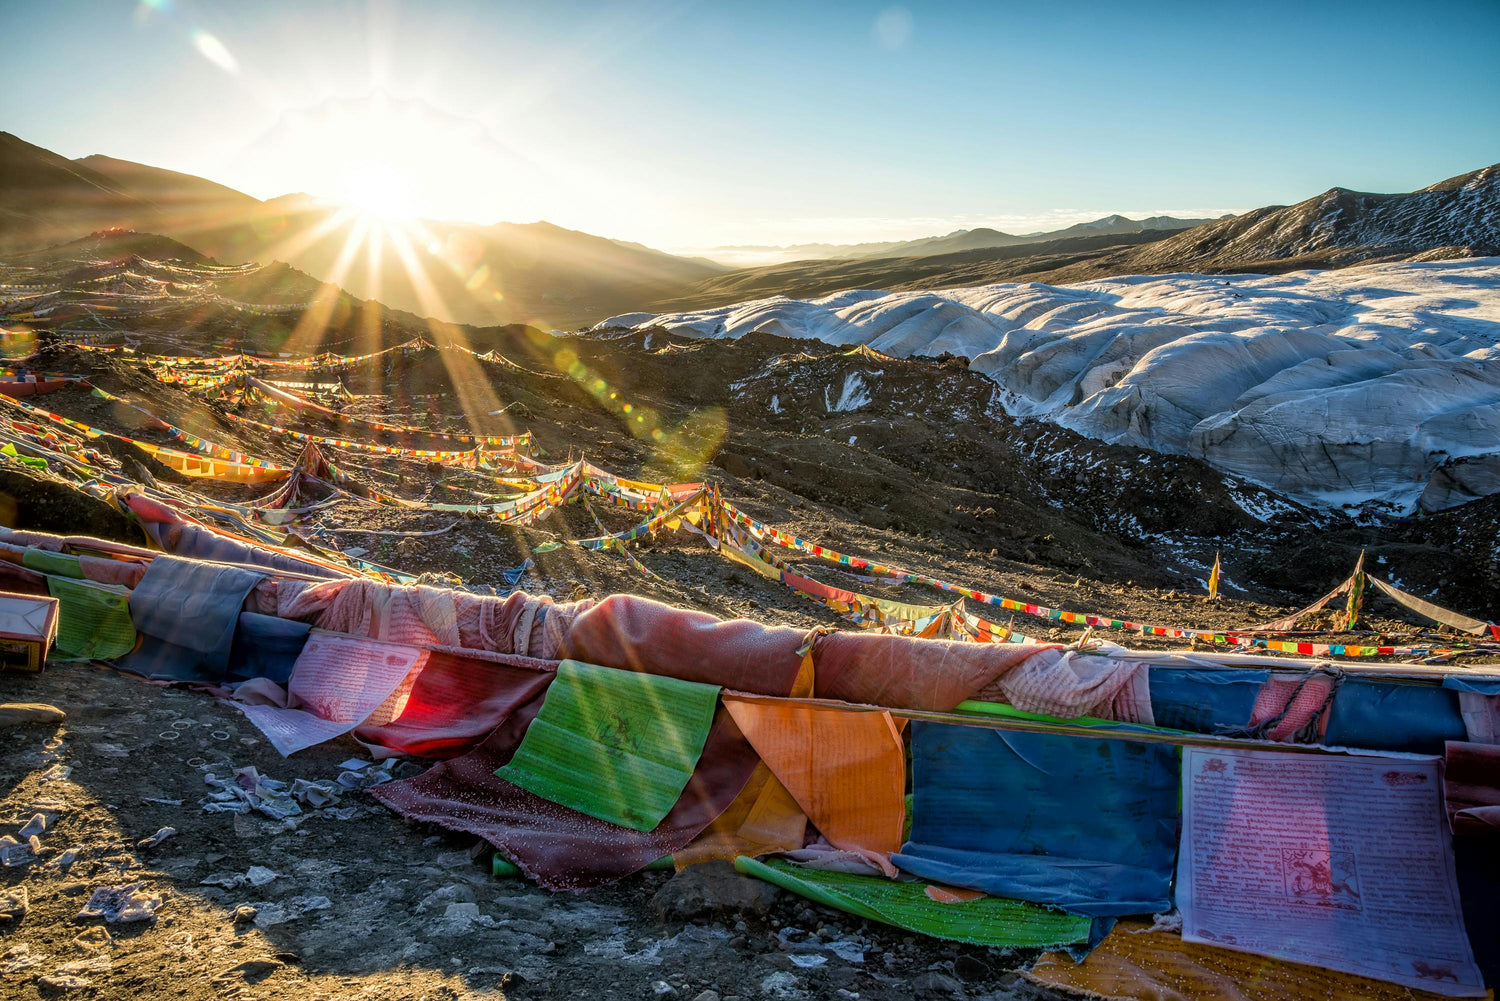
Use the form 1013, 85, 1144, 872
1110, 163, 1500, 274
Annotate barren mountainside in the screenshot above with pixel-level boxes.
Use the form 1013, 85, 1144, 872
1117, 163, 1500, 273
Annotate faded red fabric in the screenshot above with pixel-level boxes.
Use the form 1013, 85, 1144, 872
815, 632, 1052, 710
559, 594, 807, 694
78, 555, 145, 588
269, 580, 587, 660
370, 701, 761, 890
1249, 674, 1335, 742
354, 650, 556, 759
782, 571, 857, 605
1445, 741, 1500, 835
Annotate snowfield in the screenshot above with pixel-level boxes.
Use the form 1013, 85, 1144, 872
596, 259, 1500, 512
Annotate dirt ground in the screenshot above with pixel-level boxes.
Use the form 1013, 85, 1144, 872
1, 663, 1060, 1001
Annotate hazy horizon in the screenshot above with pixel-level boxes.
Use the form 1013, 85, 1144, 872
7, 0, 1498, 253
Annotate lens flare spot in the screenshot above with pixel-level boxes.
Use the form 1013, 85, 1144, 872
192, 30, 239, 74
0, 327, 37, 359
464, 264, 491, 291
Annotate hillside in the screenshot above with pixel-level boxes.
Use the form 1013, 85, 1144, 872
644, 231, 1178, 312
0, 134, 725, 329
0, 132, 156, 253
6, 236, 1497, 618
4, 132, 1494, 330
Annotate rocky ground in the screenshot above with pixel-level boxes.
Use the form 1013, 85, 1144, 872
1, 665, 1060, 1001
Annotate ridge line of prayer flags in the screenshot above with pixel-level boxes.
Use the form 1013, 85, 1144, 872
713, 500, 1493, 660
5, 347, 1498, 661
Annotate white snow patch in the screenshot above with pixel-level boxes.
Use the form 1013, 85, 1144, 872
596, 259, 1500, 511
825, 372, 873, 413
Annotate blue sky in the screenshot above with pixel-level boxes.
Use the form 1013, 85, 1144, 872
5, 0, 1498, 250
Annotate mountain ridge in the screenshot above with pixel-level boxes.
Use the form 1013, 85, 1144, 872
696, 213, 1222, 265
655, 163, 1500, 313
0, 134, 724, 328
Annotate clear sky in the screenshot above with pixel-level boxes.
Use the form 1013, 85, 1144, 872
6, 0, 1498, 252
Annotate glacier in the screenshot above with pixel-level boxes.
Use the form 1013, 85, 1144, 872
594, 258, 1500, 512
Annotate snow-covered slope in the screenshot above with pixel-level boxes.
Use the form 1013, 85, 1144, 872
595, 258, 1500, 512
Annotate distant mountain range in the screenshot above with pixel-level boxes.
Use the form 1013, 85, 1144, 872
703, 214, 1224, 265
1, 129, 1495, 329
0, 132, 726, 329
652, 164, 1500, 313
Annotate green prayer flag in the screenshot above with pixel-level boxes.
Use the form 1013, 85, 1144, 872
2, 442, 47, 469
496, 659, 720, 831
47, 578, 137, 660
734, 856, 1092, 949
23, 549, 85, 579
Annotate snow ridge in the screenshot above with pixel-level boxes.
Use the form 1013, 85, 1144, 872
595, 258, 1500, 512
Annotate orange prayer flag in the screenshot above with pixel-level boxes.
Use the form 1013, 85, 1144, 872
673, 762, 807, 868
723, 696, 906, 858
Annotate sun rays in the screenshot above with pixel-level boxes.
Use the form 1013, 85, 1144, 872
103, 3, 728, 482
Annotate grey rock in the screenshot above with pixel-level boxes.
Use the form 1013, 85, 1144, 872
415, 883, 476, 913
76, 882, 162, 923
245, 865, 279, 886
759, 971, 803, 999
911, 971, 964, 995
137, 826, 176, 849
17, 813, 49, 838
0, 885, 27, 923
0, 703, 64, 727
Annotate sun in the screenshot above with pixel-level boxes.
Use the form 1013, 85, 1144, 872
340, 163, 416, 220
